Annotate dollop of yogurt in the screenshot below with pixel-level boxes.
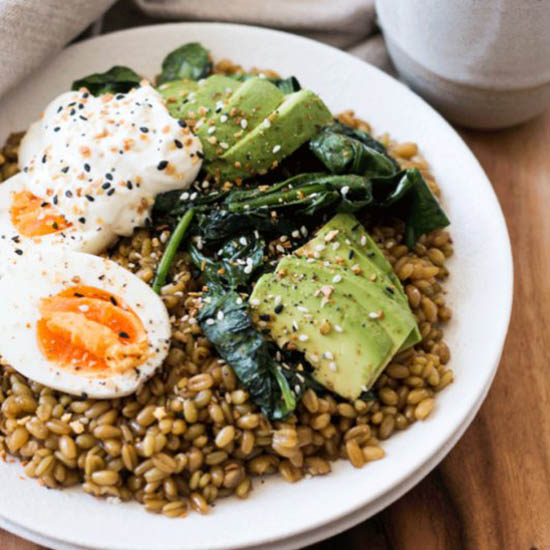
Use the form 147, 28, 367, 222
17, 83, 202, 237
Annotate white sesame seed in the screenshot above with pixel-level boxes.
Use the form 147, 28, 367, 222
250, 299, 260, 306
298, 334, 309, 342
369, 312, 379, 319
360, 235, 367, 246
239, 236, 248, 246
240, 119, 248, 129
315, 244, 326, 252
180, 192, 190, 200
280, 235, 288, 243
329, 362, 337, 372
291, 230, 301, 239
272, 144, 281, 154
274, 295, 282, 306
297, 306, 309, 313
243, 264, 253, 274
309, 354, 319, 363
206, 318, 215, 325
341, 185, 350, 197
220, 142, 229, 149
190, 192, 198, 200
217, 310, 225, 320
300, 225, 308, 237
207, 126, 216, 134
254, 230, 260, 239
334, 324, 343, 333
263, 119, 271, 128
78, 304, 89, 312
332, 274, 342, 283
323, 351, 334, 360
220, 114, 228, 123
236, 297, 243, 305
276, 244, 285, 254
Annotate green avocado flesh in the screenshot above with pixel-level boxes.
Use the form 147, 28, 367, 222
296, 213, 421, 349
159, 75, 238, 120
158, 75, 331, 181
250, 215, 421, 400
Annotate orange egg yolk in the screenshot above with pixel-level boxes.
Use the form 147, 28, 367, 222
10, 190, 72, 237
37, 285, 149, 374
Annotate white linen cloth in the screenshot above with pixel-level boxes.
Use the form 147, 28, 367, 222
0, 0, 392, 98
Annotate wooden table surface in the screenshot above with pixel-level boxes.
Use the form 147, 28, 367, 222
2, 110, 549, 550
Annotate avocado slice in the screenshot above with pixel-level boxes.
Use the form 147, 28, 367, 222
295, 214, 421, 349
158, 75, 239, 121
250, 255, 418, 399
208, 89, 332, 180
250, 263, 395, 399
194, 77, 285, 162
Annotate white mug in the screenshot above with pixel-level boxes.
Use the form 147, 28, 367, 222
376, 0, 550, 128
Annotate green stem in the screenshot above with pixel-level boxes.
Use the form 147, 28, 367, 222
152, 208, 195, 294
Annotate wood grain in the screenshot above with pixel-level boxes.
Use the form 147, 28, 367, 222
1, 110, 548, 550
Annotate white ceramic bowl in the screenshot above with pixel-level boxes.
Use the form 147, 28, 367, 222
0, 23, 513, 550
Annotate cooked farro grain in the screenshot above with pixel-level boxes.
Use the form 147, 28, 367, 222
0, 105, 454, 517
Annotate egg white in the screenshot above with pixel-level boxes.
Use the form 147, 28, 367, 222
0, 249, 171, 398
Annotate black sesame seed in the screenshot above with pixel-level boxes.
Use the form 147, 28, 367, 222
139, 126, 149, 133
61, 166, 69, 174
56, 106, 63, 113
70, 109, 76, 116
85, 195, 95, 202
40, 202, 48, 208
14, 249, 23, 255
84, 163, 90, 172
119, 331, 130, 339
126, 181, 133, 190
259, 314, 271, 322
78, 217, 86, 224
105, 173, 113, 181
348, 250, 355, 259
274, 304, 284, 314
174, 139, 183, 149
11, 236, 20, 243
178, 119, 187, 128
385, 286, 395, 295
196, 150, 204, 159
82, 92, 89, 98
79, 115, 88, 121
68, 102, 76, 107
78, 103, 84, 109
157, 160, 168, 170
65, 190, 73, 198
115, 94, 124, 100
41, 154, 47, 163
107, 188, 115, 196
53, 126, 60, 132
74, 292, 84, 297
52, 222, 58, 230
52, 196, 58, 205
109, 296, 118, 306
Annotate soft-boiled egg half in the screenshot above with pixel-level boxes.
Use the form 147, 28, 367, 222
0, 249, 171, 398
0, 83, 202, 255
